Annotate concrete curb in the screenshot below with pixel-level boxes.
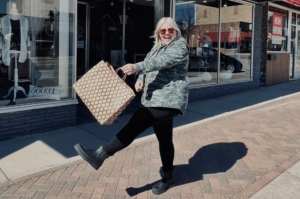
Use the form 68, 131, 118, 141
234, 153, 300, 199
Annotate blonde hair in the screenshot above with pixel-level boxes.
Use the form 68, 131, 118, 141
152, 17, 182, 48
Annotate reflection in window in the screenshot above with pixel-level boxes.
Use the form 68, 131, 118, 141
175, 0, 253, 85
290, 26, 295, 78
219, 4, 253, 82
296, 30, 300, 75
292, 13, 296, 25
234, 6, 238, 15
176, 0, 219, 85
204, 10, 207, 18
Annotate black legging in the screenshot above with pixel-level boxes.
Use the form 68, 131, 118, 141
104, 106, 180, 172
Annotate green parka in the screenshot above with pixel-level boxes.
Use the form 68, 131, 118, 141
135, 36, 190, 115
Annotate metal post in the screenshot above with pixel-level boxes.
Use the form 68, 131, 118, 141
85, 4, 90, 72
172, 0, 176, 20
250, 5, 255, 80
287, 10, 292, 54
14, 55, 18, 102
170, 0, 173, 18
122, 0, 126, 67
155, 0, 164, 26
217, 0, 222, 83
294, 22, 299, 80
73, 0, 78, 99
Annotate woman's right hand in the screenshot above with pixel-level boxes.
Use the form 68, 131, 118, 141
135, 81, 144, 92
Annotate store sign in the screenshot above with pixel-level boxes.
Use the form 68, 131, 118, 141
272, 14, 283, 44
283, 0, 300, 7
27, 85, 62, 100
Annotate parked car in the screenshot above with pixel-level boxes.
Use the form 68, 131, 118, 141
189, 49, 243, 73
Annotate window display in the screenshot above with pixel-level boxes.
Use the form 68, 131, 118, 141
0, 0, 75, 106
175, 0, 253, 85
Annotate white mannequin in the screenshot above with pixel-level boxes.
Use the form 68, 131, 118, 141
10, 3, 19, 16
1, 3, 29, 103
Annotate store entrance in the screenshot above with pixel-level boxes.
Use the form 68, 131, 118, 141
290, 13, 300, 80
76, 0, 155, 124
77, 0, 154, 83
294, 28, 300, 79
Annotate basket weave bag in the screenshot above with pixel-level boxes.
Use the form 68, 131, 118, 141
73, 61, 136, 125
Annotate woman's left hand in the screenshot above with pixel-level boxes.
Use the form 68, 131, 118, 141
121, 64, 137, 75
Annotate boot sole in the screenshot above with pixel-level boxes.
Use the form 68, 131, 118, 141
74, 144, 102, 170
152, 179, 175, 195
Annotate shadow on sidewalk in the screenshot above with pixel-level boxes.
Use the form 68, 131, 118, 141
126, 142, 247, 196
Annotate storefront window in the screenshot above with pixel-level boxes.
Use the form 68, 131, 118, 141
0, 0, 76, 106
175, 0, 253, 85
176, 0, 219, 85
267, 6, 288, 52
219, 4, 253, 82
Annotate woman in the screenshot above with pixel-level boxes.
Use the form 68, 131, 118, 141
74, 17, 189, 195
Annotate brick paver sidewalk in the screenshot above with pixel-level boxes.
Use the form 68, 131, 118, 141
1, 94, 300, 199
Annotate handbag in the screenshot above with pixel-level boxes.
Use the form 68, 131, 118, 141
73, 60, 136, 125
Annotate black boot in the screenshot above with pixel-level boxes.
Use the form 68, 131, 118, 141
152, 170, 175, 195
74, 144, 109, 170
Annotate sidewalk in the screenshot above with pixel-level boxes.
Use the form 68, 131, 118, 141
0, 80, 299, 198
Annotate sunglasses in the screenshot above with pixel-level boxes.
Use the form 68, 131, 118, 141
159, 28, 175, 35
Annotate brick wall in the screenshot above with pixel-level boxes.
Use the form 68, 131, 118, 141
188, 5, 262, 103
0, 105, 77, 141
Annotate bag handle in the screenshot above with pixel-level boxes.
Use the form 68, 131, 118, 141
106, 62, 127, 81
115, 67, 127, 81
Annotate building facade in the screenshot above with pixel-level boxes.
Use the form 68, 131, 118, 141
0, 0, 264, 141
263, 1, 300, 86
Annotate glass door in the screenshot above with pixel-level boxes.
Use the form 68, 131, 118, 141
77, 3, 88, 78
76, 1, 126, 80
290, 25, 295, 79
296, 28, 300, 79
290, 12, 300, 80
76, 0, 155, 124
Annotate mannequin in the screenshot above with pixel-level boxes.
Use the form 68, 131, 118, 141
0, 3, 29, 103
0, 3, 28, 66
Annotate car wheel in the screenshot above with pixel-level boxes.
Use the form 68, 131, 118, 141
227, 65, 235, 73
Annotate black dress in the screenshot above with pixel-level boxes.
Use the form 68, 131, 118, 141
9, 19, 28, 78
10, 19, 21, 51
